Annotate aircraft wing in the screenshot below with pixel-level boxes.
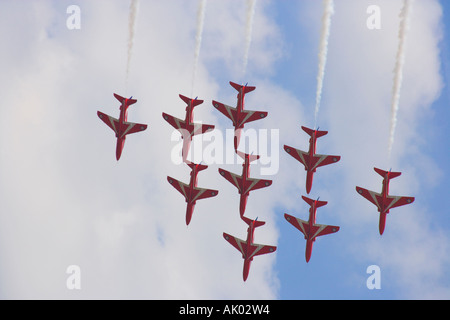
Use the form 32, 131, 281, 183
163, 113, 214, 137
284, 213, 339, 239
356, 186, 383, 211
167, 176, 189, 201
121, 121, 148, 137
284, 213, 309, 238
385, 195, 415, 211
223, 233, 276, 260
247, 243, 277, 260
242, 177, 272, 194
163, 113, 186, 131
310, 153, 341, 171
97, 111, 119, 135
238, 109, 268, 126
212, 101, 238, 126
189, 122, 215, 136
190, 186, 219, 202
223, 232, 247, 256
284, 145, 309, 169
309, 223, 340, 239
219, 168, 243, 193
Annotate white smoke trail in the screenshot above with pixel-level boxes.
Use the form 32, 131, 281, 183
191, 0, 207, 96
125, 0, 140, 91
242, 0, 257, 79
388, 0, 413, 158
314, 0, 334, 129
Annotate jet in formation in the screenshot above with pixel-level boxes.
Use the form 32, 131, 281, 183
284, 126, 340, 194
223, 216, 277, 281
218, 150, 272, 216
212, 81, 267, 150
97, 93, 148, 160
163, 94, 215, 162
167, 161, 219, 225
284, 196, 340, 262
356, 167, 415, 235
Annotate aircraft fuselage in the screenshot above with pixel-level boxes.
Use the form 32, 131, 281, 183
304, 202, 318, 262
238, 156, 251, 216
377, 175, 392, 234
184, 167, 201, 225
115, 100, 132, 160
242, 223, 256, 281
233, 88, 247, 149
304, 133, 319, 193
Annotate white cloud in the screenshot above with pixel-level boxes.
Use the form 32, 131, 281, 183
0, 0, 447, 300
0, 0, 287, 299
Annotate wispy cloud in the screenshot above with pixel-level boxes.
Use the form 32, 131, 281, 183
242, 0, 257, 78
388, 0, 413, 158
191, 0, 207, 96
314, 0, 334, 129
126, 0, 140, 92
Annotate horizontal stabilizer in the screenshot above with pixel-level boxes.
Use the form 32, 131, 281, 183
236, 150, 260, 163
242, 216, 265, 228
179, 94, 204, 107
302, 195, 328, 208
230, 81, 256, 94
302, 126, 328, 138
186, 161, 208, 172
374, 167, 401, 179
114, 93, 137, 106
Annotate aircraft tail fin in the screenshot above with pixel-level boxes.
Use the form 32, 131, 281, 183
229, 81, 256, 94
302, 195, 328, 208
179, 94, 203, 107
301, 126, 328, 138
374, 167, 401, 179
114, 93, 137, 106
242, 216, 265, 228
236, 150, 260, 163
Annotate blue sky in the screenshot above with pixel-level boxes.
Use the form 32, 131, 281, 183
271, 0, 450, 300
0, 0, 448, 300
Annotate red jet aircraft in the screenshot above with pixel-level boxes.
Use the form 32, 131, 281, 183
223, 216, 277, 281
284, 196, 340, 263
356, 167, 415, 235
167, 161, 219, 225
163, 94, 215, 162
212, 81, 267, 150
97, 93, 148, 160
284, 126, 340, 194
218, 150, 272, 217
